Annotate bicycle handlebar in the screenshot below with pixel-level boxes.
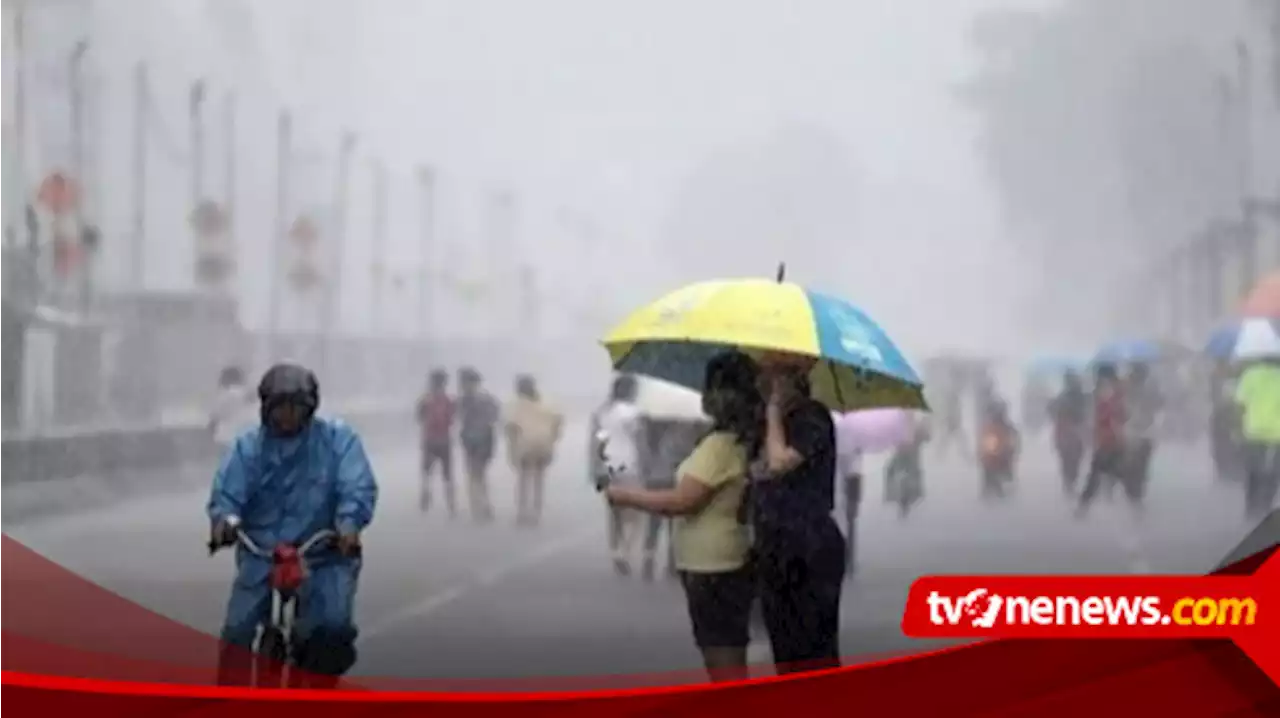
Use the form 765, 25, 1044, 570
208, 521, 338, 558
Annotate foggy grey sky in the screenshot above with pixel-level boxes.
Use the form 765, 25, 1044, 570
16, 0, 1084, 367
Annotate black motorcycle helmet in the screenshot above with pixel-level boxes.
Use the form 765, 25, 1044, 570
258, 363, 320, 437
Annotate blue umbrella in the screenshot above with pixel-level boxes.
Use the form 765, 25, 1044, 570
1204, 325, 1236, 358
1093, 339, 1162, 365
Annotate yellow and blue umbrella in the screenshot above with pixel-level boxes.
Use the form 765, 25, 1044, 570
601, 275, 926, 412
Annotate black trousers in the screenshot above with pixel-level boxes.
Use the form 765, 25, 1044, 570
1079, 445, 1136, 508
1245, 442, 1280, 521
755, 519, 846, 674
842, 474, 861, 572
1126, 438, 1154, 501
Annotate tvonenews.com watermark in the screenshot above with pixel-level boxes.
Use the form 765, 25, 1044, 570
923, 589, 1257, 630
900, 569, 1276, 640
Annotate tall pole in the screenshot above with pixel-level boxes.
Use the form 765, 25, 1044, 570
69, 39, 88, 307
188, 79, 206, 295
369, 159, 388, 336
223, 92, 236, 299
130, 62, 148, 289
1235, 41, 1257, 293
268, 110, 292, 360
189, 79, 206, 208
322, 131, 356, 377
415, 165, 434, 342
10, 2, 26, 250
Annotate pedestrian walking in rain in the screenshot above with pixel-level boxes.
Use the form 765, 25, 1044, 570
416, 369, 457, 517
1234, 357, 1280, 521
1048, 370, 1089, 495
457, 367, 499, 523
209, 365, 253, 450
1076, 364, 1132, 518
505, 374, 564, 527
593, 374, 645, 575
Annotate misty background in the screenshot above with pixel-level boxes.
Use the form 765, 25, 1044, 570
3, 0, 1278, 430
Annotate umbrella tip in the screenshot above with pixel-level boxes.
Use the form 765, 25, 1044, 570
776, 262, 786, 283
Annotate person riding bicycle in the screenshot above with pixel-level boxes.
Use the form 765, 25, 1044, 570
977, 398, 1020, 498
207, 363, 378, 688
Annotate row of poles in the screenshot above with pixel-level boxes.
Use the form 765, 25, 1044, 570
4, 1, 568, 370
1135, 35, 1280, 341
5, 1, 616, 368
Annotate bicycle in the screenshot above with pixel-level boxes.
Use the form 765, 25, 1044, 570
208, 516, 340, 688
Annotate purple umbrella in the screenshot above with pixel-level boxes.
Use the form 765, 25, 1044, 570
834, 408, 916, 454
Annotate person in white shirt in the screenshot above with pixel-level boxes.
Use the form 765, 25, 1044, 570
209, 366, 253, 449
592, 374, 646, 576
832, 411, 864, 577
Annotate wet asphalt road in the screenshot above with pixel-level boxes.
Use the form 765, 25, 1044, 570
5, 417, 1260, 687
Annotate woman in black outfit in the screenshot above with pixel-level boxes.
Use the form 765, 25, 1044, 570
747, 353, 847, 674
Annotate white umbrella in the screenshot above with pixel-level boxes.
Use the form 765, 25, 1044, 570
1233, 318, 1280, 361
631, 375, 708, 422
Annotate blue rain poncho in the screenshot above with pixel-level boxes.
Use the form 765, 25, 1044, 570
207, 416, 378, 670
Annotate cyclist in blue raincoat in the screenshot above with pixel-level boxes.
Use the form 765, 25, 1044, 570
207, 363, 378, 686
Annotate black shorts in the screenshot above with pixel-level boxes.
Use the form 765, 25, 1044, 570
421, 442, 452, 476
462, 435, 495, 468
680, 564, 755, 649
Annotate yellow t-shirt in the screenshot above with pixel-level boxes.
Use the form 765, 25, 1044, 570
1235, 364, 1280, 444
505, 398, 564, 458
672, 431, 749, 573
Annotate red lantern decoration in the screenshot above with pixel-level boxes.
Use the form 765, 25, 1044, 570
289, 215, 319, 248
38, 172, 79, 216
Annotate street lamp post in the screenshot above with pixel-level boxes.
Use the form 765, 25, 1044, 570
68, 39, 89, 308
415, 165, 435, 343
369, 159, 388, 336
321, 130, 356, 379
268, 110, 292, 361
129, 61, 148, 290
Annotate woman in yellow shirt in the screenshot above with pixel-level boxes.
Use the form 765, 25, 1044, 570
606, 351, 761, 682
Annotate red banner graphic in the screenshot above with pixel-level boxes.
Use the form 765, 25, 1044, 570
2, 535, 1278, 716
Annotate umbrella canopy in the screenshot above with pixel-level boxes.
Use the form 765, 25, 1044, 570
1204, 318, 1280, 359
630, 375, 708, 422
833, 408, 915, 454
602, 276, 926, 412
1232, 317, 1280, 361
1093, 338, 1162, 365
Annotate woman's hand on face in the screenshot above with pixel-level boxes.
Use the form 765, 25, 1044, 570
768, 374, 800, 411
